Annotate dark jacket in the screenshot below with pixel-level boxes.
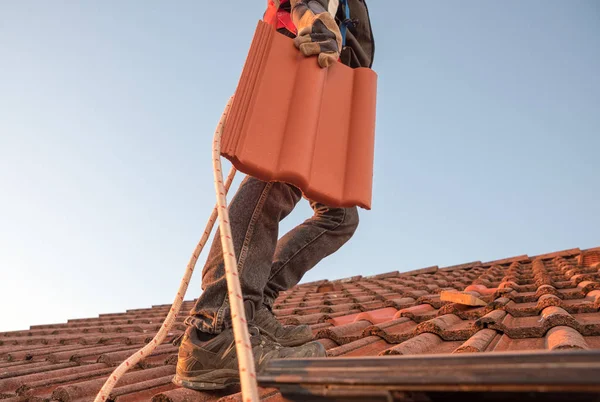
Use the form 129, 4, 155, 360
335, 0, 375, 69
276, 0, 375, 69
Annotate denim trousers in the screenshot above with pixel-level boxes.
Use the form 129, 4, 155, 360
185, 175, 359, 334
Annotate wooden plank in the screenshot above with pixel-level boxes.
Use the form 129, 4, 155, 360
259, 350, 600, 393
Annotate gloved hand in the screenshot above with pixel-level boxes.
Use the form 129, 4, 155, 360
290, 0, 342, 68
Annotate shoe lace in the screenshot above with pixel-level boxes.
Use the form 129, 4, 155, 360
171, 332, 185, 346
257, 309, 284, 333
248, 326, 283, 350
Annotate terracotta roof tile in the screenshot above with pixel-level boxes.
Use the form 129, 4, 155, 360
52, 366, 175, 401
154, 386, 288, 402
327, 336, 392, 357
439, 261, 482, 272
453, 328, 499, 353
218, 387, 286, 402
382, 333, 444, 355
364, 271, 399, 280
3, 245, 600, 400
221, 21, 377, 209
398, 266, 439, 276
316, 320, 372, 345
152, 387, 223, 401
530, 248, 581, 260
482, 254, 530, 267
366, 318, 418, 344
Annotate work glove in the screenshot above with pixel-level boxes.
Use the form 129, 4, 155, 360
290, 0, 342, 68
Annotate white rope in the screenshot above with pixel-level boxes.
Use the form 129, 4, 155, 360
95, 96, 259, 402
211, 97, 259, 402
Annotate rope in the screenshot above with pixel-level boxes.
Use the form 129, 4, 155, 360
211, 97, 259, 402
94, 97, 259, 402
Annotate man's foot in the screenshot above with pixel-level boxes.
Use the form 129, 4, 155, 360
254, 308, 314, 347
173, 326, 325, 390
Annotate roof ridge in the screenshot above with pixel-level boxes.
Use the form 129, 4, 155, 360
298, 247, 588, 285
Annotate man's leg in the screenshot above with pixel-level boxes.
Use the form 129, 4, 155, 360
185, 175, 303, 334
176, 177, 327, 391
262, 202, 359, 310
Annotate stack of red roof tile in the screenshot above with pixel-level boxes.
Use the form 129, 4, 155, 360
1, 246, 599, 401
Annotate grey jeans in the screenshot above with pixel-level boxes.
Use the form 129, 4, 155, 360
185, 175, 359, 334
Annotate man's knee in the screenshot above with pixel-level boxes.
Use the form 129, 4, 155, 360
318, 205, 359, 235
343, 206, 359, 236
328, 207, 359, 249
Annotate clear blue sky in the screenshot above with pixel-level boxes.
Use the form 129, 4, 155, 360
1, 1, 598, 332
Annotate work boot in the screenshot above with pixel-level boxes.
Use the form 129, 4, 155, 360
173, 325, 326, 390
254, 307, 314, 347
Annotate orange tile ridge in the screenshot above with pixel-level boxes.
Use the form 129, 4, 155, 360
530, 248, 581, 260
482, 254, 529, 267
364, 271, 400, 280
291, 246, 594, 289
439, 261, 482, 272
579, 250, 600, 267
399, 266, 439, 277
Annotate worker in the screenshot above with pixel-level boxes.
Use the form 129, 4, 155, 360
174, 0, 375, 391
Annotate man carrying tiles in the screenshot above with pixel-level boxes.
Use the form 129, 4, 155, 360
174, 0, 375, 391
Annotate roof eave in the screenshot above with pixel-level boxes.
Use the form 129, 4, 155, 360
259, 349, 600, 401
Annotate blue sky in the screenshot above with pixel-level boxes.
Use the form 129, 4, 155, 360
1, 1, 598, 332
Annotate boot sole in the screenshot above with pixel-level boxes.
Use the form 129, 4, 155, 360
172, 369, 240, 390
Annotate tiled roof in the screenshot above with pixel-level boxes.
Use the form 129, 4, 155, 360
1, 246, 600, 401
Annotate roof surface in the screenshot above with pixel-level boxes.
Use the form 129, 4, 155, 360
1, 246, 600, 401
